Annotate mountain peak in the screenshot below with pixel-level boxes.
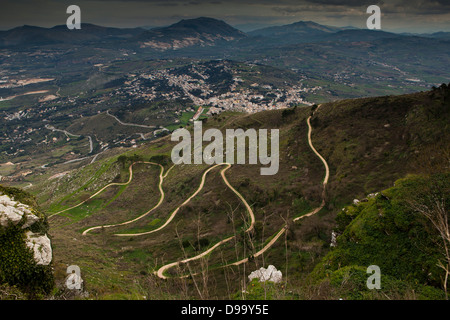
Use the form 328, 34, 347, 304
249, 20, 342, 37
178, 17, 222, 23
166, 17, 245, 35
138, 16, 246, 51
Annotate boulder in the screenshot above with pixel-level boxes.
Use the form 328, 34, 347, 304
0, 194, 39, 228
330, 230, 338, 247
25, 231, 52, 266
248, 265, 282, 283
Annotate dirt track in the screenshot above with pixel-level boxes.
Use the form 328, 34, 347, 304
51, 104, 329, 280
155, 105, 330, 278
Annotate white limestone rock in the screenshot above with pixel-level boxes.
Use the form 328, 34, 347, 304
1, 191, 53, 268
25, 231, 52, 266
330, 230, 337, 247
248, 265, 282, 283
0, 194, 39, 228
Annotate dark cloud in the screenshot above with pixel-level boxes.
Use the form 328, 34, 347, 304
304, 0, 378, 6
272, 6, 305, 15
157, 2, 180, 6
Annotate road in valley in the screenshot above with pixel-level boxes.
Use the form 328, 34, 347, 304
106, 110, 156, 129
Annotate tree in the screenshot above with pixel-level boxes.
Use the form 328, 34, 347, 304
409, 177, 449, 299
117, 155, 127, 168
127, 153, 143, 163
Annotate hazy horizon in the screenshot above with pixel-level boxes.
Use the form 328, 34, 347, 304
1, 17, 449, 35
1, 0, 450, 33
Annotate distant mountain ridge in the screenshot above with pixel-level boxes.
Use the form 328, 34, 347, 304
0, 17, 246, 50
248, 20, 342, 37
0, 23, 144, 47
423, 31, 450, 40
0, 17, 448, 51
136, 17, 247, 50
246, 20, 402, 45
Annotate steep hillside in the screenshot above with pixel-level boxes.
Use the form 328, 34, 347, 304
312, 84, 449, 206
310, 172, 449, 300
22, 84, 450, 299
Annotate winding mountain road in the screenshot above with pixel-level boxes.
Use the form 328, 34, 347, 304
82, 162, 165, 235
154, 163, 256, 279
115, 163, 255, 237
52, 104, 329, 280
106, 110, 156, 129
155, 104, 329, 278
48, 161, 162, 219
293, 106, 329, 221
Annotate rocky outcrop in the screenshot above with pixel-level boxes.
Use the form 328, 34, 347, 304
330, 230, 338, 247
248, 265, 282, 283
25, 231, 52, 266
0, 185, 54, 296
0, 193, 52, 266
0, 194, 39, 228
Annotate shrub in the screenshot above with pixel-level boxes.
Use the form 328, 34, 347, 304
310, 173, 449, 299
0, 224, 54, 298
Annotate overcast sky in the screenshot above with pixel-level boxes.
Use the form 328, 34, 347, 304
1, 0, 450, 33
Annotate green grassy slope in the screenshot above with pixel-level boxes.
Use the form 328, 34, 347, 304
312, 84, 449, 206
309, 172, 449, 300
23, 84, 450, 299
